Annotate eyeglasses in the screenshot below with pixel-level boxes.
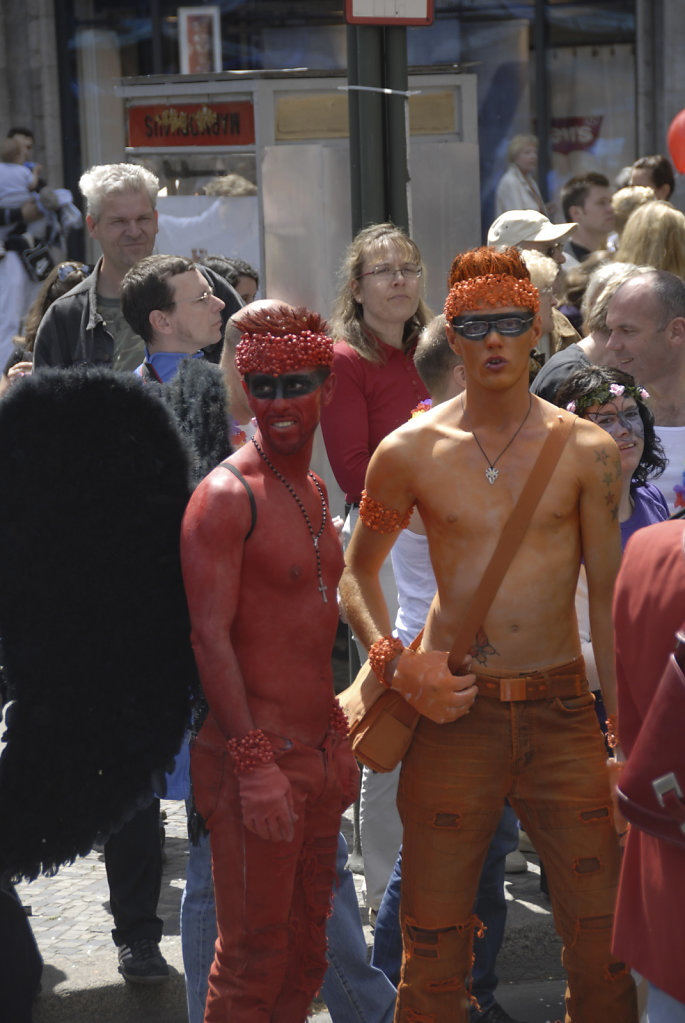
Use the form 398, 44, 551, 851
245, 368, 329, 400
544, 243, 563, 258
357, 264, 423, 281
56, 262, 89, 281
451, 313, 535, 341
189, 289, 215, 305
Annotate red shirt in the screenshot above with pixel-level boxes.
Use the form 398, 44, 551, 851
612, 520, 685, 1003
321, 335, 428, 504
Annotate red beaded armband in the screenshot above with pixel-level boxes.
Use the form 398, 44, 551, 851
226, 729, 274, 775
369, 634, 405, 687
606, 714, 619, 750
359, 490, 413, 534
329, 698, 349, 738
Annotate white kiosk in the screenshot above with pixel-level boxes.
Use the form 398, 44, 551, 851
115, 69, 480, 320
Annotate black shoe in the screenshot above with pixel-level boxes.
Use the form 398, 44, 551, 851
117, 938, 169, 984
473, 1003, 529, 1023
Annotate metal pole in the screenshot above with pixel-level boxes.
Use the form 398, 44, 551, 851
534, 0, 550, 205
347, 24, 386, 232
151, 0, 164, 76
383, 26, 410, 232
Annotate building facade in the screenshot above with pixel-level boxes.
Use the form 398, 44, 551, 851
1, 1, 684, 252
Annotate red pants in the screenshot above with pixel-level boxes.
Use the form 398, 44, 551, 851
395, 660, 637, 1023
191, 717, 345, 1022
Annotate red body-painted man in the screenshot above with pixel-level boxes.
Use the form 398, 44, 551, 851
181, 302, 359, 1022
340, 249, 637, 1022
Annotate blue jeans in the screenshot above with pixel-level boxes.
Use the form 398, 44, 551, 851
322, 833, 397, 1023
180, 827, 217, 1023
371, 805, 518, 1019
647, 981, 685, 1023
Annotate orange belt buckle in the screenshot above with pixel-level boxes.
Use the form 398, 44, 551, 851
498, 677, 530, 702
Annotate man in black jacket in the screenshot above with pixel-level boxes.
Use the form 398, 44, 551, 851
33, 162, 241, 371
32, 163, 241, 985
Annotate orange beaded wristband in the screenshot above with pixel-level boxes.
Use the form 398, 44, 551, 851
369, 634, 404, 687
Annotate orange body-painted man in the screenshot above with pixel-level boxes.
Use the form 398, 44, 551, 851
180, 303, 359, 1022
340, 248, 637, 1023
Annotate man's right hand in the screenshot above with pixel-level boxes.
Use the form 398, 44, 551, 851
237, 761, 298, 842
390, 648, 477, 724
20, 198, 40, 223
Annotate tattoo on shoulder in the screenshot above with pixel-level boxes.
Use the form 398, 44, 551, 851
597, 444, 621, 521
469, 628, 499, 667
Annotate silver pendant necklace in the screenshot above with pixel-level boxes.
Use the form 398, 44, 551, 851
461, 394, 532, 484
252, 437, 329, 602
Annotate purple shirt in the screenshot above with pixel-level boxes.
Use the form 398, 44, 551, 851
621, 481, 670, 549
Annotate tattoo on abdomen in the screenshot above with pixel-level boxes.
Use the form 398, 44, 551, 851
469, 628, 498, 666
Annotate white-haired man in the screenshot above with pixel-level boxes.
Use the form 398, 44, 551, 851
34, 162, 241, 370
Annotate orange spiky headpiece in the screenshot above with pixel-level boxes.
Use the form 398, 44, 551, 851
444, 247, 540, 322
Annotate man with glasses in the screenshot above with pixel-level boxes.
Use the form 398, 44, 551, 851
181, 302, 359, 1022
33, 162, 241, 371
120, 253, 225, 381
340, 246, 637, 1022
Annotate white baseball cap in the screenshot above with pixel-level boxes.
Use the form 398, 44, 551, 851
487, 210, 577, 249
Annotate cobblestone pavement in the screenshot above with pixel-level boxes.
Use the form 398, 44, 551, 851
14, 798, 564, 1022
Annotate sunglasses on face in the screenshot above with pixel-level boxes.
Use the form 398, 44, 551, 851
245, 368, 329, 400
450, 313, 535, 341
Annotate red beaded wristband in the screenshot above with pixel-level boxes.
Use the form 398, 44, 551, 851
329, 698, 349, 738
226, 729, 274, 775
369, 634, 405, 687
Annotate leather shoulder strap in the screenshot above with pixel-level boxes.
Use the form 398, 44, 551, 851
218, 462, 257, 541
447, 412, 575, 673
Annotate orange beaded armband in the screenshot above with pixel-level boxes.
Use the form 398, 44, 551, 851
606, 714, 619, 750
226, 729, 275, 775
369, 634, 405, 687
359, 490, 413, 534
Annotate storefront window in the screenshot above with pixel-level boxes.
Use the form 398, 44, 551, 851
61, 0, 636, 247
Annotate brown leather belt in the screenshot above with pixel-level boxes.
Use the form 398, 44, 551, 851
475, 657, 587, 702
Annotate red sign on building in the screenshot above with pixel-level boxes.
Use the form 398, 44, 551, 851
127, 102, 255, 148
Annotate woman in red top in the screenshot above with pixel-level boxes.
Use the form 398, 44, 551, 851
321, 222, 431, 507
321, 222, 432, 921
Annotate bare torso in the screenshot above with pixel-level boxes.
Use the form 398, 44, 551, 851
369, 396, 620, 673
181, 441, 344, 747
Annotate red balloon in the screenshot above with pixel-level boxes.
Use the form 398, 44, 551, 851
668, 109, 685, 174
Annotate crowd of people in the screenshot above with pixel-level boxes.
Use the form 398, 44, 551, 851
0, 139, 684, 1023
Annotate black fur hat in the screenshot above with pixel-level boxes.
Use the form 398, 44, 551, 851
0, 369, 196, 879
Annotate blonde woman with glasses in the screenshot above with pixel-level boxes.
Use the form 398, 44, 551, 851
321, 222, 432, 925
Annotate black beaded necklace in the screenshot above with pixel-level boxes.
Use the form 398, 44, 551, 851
252, 437, 329, 603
